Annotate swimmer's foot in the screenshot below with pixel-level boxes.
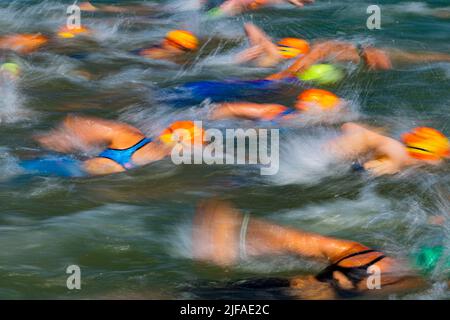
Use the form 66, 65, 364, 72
192, 200, 243, 266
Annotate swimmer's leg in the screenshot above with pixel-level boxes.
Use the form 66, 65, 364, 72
19, 156, 86, 177
83, 157, 126, 176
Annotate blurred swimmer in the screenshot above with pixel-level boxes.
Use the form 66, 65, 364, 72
56, 25, 92, 39
79, 1, 157, 14
210, 88, 344, 122
269, 40, 450, 79
32, 115, 204, 176
0, 25, 93, 55
328, 123, 450, 176
192, 200, 450, 299
135, 30, 199, 62
236, 23, 310, 68
0, 62, 21, 81
0, 33, 49, 54
211, 0, 314, 16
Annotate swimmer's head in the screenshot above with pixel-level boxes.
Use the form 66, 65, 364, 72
411, 245, 450, 276
162, 30, 199, 52
277, 38, 310, 59
159, 121, 205, 146
0, 62, 21, 79
295, 89, 341, 112
57, 25, 91, 39
401, 127, 450, 162
298, 64, 344, 85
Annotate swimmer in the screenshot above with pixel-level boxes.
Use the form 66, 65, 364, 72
269, 40, 450, 79
0, 25, 93, 55
209, 88, 344, 122
135, 30, 199, 62
79, 1, 157, 14
0, 33, 49, 54
56, 25, 92, 39
0, 62, 21, 80
192, 199, 449, 299
326, 123, 449, 176
212, 0, 314, 17
235, 23, 310, 68
31, 115, 204, 176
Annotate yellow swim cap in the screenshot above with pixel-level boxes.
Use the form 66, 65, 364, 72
57, 25, 91, 39
164, 30, 199, 52
277, 38, 310, 59
296, 88, 341, 112
0, 62, 20, 78
159, 121, 205, 146
401, 127, 450, 161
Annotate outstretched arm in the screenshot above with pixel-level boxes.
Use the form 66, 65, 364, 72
235, 23, 282, 67
210, 102, 288, 120
79, 2, 154, 13
219, 0, 314, 16
35, 115, 144, 153
327, 123, 411, 176
268, 40, 361, 79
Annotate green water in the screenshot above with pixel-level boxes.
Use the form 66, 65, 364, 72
0, 0, 449, 299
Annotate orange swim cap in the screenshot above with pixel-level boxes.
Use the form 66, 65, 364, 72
159, 121, 205, 146
295, 89, 341, 112
401, 127, 450, 161
277, 38, 310, 59
164, 30, 199, 52
57, 25, 91, 39
0, 34, 48, 54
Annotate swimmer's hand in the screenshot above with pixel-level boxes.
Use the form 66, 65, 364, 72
235, 46, 264, 64
34, 132, 77, 153
219, 0, 313, 16
362, 47, 392, 70
428, 215, 446, 225
363, 158, 400, 176
287, 0, 315, 7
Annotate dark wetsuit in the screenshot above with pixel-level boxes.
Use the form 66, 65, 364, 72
315, 249, 386, 297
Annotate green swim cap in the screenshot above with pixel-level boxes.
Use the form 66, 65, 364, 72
298, 64, 344, 85
0, 62, 20, 77
411, 245, 449, 275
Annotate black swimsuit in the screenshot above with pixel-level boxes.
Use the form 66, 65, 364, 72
315, 249, 386, 297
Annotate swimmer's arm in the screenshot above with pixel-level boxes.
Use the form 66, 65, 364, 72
219, 0, 313, 16
326, 123, 384, 160
236, 23, 281, 66
244, 23, 272, 48
79, 2, 131, 13
245, 216, 372, 264
362, 136, 411, 175
267, 41, 360, 80
361, 47, 392, 70
35, 115, 144, 153
209, 102, 288, 120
